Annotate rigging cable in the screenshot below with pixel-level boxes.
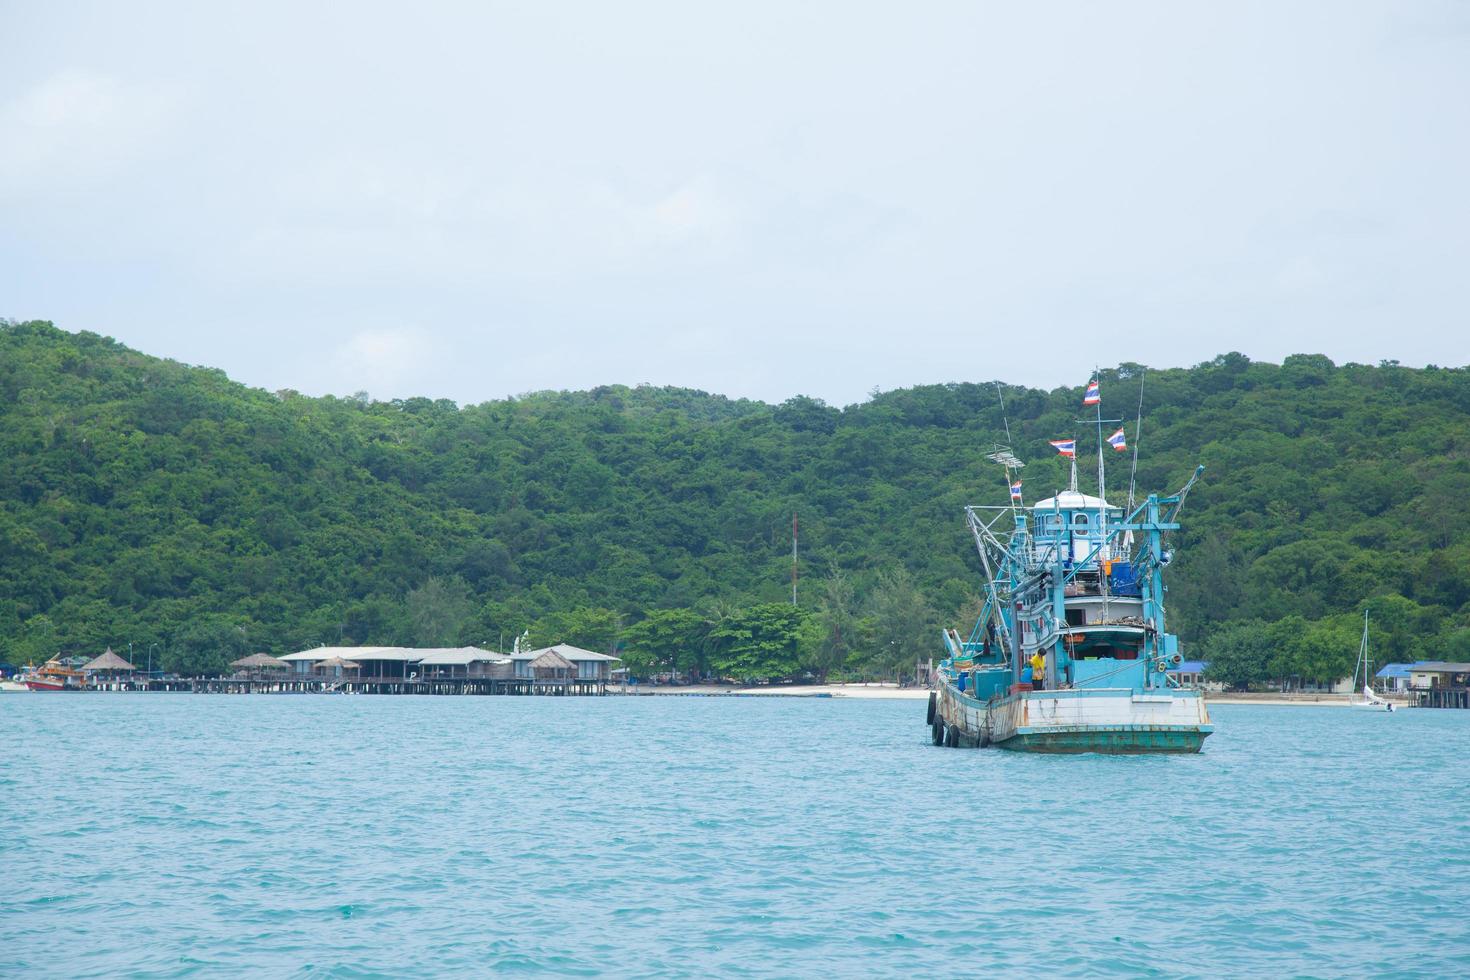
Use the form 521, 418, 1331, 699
995, 381, 1015, 447
1126, 368, 1146, 514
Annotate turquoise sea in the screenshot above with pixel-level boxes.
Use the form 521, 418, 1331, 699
2, 694, 1467, 977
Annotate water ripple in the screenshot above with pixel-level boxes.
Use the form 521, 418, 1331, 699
2, 696, 1468, 976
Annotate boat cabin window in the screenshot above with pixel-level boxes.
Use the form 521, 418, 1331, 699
1065, 609, 1086, 626
1073, 513, 1089, 528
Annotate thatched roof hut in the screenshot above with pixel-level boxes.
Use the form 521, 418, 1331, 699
512, 644, 619, 681
316, 656, 361, 670
83, 648, 135, 673
530, 648, 574, 679
230, 652, 289, 670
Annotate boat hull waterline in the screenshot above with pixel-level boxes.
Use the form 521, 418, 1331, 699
930, 684, 1213, 753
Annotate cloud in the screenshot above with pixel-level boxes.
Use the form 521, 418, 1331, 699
0, 69, 181, 191
329, 326, 439, 397
650, 177, 742, 240
6, 3, 1468, 405
224, 158, 765, 288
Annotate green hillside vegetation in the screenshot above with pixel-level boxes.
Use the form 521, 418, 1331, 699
3, 320, 1468, 684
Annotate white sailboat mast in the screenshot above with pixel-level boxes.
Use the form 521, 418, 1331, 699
1359, 609, 1371, 694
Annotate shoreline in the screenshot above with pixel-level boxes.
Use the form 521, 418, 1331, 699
617, 684, 1414, 707
618, 683, 930, 700
1203, 693, 1411, 707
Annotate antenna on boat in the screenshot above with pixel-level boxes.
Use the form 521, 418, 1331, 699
987, 446, 1024, 517
989, 382, 1025, 513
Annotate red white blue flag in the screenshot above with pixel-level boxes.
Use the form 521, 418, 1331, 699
1050, 439, 1076, 457
1108, 427, 1127, 452
1083, 379, 1101, 406
1010, 480, 1023, 500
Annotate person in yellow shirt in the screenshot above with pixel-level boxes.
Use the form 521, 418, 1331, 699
1030, 651, 1046, 691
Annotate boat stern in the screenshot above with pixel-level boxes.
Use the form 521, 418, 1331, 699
996, 689, 1213, 754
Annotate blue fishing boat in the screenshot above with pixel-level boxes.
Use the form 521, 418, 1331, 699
927, 376, 1214, 753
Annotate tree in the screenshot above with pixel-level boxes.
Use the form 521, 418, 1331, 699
621, 608, 705, 677
1362, 594, 1441, 667
527, 607, 622, 654
1171, 531, 1245, 635
859, 567, 937, 679
1443, 628, 1470, 662
7, 319, 1470, 673
405, 576, 472, 647
1285, 615, 1359, 686
811, 567, 860, 681
166, 615, 253, 676
13, 614, 59, 665
1199, 620, 1273, 689
708, 604, 813, 681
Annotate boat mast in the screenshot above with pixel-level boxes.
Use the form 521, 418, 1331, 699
1092, 371, 1110, 619
1360, 609, 1371, 694
1126, 369, 1146, 513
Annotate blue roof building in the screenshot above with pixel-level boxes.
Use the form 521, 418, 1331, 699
1375, 662, 1427, 692
1166, 660, 1222, 691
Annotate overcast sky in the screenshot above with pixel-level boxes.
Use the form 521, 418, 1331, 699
3, 2, 1467, 406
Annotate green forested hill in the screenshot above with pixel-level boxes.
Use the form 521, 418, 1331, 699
3, 319, 1468, 683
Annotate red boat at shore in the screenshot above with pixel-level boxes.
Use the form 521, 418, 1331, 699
20, 659, 84, 691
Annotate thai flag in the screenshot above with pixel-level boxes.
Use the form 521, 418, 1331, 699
1083, 379, 1101, 406
1010, 480, 1023, 500
1108, 427, 1127, 452
1050, 439, 1076, 457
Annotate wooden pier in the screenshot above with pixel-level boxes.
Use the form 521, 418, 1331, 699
27, 644, 623, 696
1416, 687, 1470, 709
55, 676, 609, 696
193, 675, 609, 696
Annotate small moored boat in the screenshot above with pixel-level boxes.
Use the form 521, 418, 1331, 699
1350, 611, 1395, 712
20, 659, 84, 691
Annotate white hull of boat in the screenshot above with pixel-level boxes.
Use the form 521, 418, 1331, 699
933, 680, 1213, 753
